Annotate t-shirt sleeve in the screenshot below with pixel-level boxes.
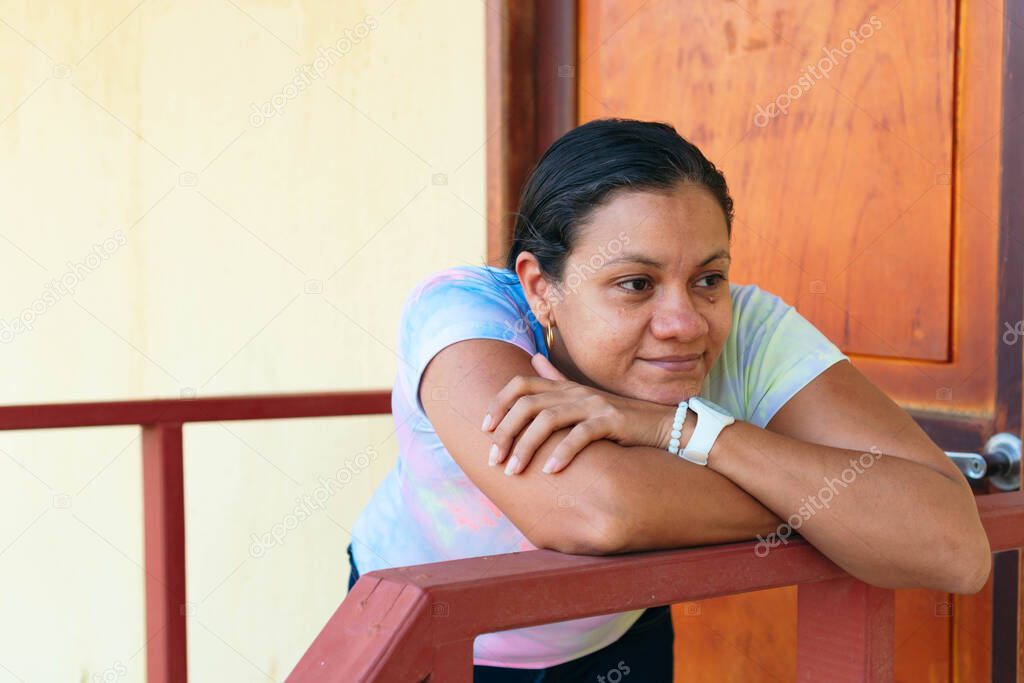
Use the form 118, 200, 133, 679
396, 267, 540, 414
735, 285, 850, 428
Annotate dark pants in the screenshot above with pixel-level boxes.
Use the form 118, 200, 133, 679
346, 544, 674, 682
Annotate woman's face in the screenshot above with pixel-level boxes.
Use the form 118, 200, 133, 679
520, 181, 733, 405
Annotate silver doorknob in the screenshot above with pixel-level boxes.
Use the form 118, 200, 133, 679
945, 433, 1021, 491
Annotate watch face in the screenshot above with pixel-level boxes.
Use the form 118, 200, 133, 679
691, 397, 732, 419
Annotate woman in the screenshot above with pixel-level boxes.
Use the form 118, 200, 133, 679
348, 118, 990, 680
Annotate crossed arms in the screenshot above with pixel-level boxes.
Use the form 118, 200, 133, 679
420, 338, 991, 594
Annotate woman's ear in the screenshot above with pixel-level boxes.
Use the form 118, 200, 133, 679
515, 252, 557, 325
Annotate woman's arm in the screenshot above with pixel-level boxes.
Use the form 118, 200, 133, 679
423, 338, 991, 594
420, 338, 784, 554
709, 359, 991, 594
617, 353, 989, 594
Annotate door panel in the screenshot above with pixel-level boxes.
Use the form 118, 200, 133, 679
580, 0, 956, 362
577, 0, 1004, 416
671, 588, 795, 682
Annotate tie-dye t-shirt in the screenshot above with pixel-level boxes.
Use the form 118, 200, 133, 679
350, 264, 849, 669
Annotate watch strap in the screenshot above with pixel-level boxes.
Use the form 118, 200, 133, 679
681, 399, 735, 466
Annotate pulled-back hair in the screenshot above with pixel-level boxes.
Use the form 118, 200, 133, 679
504, 118, 733, 280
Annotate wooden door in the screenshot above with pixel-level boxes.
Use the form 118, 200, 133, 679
486, 0, 1023, 679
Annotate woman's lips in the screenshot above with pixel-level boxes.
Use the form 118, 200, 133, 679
642, 354, 703, 372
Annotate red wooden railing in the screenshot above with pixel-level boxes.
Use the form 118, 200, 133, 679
0, 391, 391, 683
2, 393, 1020, 682
288, 492, 1024, 682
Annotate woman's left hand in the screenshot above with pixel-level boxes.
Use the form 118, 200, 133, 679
481, 353, 675, 475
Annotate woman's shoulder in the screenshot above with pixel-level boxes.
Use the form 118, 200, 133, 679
726, 281, 803, 333
710, 280, 847, 427
729, 281, 790, 311
394, 263, 540, 412
397, 263, 535, 350
408, 264, 520, 302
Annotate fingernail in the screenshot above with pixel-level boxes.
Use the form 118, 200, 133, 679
488, 444, 500, 466
542, 458, 556, 474
481, 414, 492, 431
504, 456, 519, 476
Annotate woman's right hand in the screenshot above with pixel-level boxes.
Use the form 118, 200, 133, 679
480, 353, 678, 475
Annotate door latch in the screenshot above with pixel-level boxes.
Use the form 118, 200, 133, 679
945, 433, 1021, 491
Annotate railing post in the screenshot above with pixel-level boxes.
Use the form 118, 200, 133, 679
797, 577, 894, 682
142, 423, 188, 683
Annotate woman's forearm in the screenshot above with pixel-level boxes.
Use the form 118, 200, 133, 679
570, 409, 988, 594
552, 403, 782, 552
703, 419, 990, 593
581, 443, 785, 549
528, 429, 786, 553
431, 340, 986, 593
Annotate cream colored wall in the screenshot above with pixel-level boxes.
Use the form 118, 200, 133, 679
0, 1, 485, 680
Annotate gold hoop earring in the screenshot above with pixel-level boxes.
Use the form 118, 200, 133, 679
545, 323, 555, 351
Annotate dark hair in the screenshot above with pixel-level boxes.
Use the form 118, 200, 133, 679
504, 118, 734, 281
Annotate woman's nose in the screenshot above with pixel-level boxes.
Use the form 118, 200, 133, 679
650, 294, 709, 341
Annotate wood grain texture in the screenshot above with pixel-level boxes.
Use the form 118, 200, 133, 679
951, 570, 992, 682
575, 0, 1004, 416
832, 0, 1002, 416
894, 589, 954, 683
485, 0, 537, 266
485, 0, 578, 267
671, 585, 954, 681
580, 0, 954, 362
672, 587, 796, 682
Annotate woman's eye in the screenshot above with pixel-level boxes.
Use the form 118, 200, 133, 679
696, 274, 726, 288
618, 278, 651, 292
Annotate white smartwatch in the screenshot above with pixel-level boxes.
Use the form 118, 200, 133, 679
680, 397, 735, 466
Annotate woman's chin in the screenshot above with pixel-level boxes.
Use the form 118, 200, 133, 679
583, 368, 705, 404
621, 378, 703, 405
